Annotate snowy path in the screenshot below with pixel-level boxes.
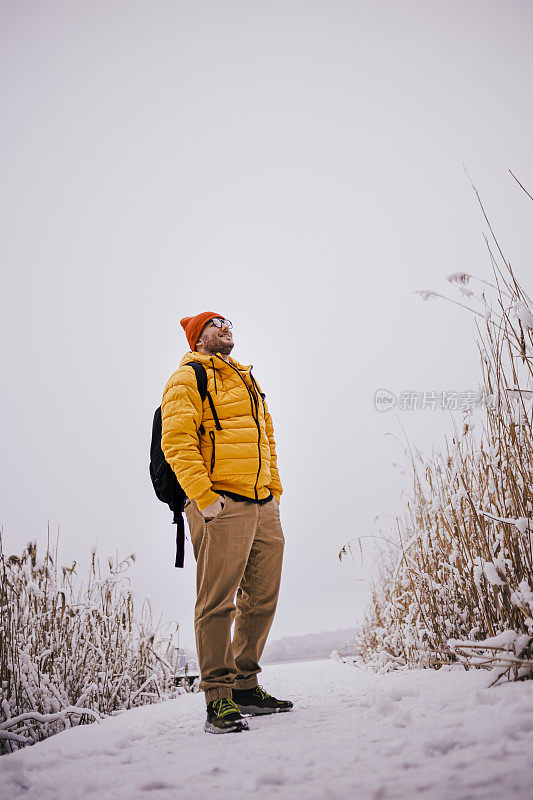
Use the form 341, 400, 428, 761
2, 659, 533, 800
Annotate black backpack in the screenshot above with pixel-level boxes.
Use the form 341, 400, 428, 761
150, 361, 221, 568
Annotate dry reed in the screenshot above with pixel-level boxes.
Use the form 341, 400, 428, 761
341, 181, 533, 682
0, 533, 185, 753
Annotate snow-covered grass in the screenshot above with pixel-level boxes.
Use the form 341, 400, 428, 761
341, 189, 533, 681
0, 535, 186, 754
2, 658, 533, 800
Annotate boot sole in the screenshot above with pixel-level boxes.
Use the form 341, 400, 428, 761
233, 703, 293, 716
204, 719, 250, 734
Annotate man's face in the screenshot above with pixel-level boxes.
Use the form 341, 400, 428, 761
196, 317, 234, 356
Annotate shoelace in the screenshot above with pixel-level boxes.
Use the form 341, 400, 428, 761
254, 686, 272, 700
212, 698, 241, 718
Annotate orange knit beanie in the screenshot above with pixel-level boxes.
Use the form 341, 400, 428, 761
180, 311, 224, 351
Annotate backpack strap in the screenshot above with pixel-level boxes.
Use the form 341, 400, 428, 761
173, 509, 185, 568
185, 361, 222, 433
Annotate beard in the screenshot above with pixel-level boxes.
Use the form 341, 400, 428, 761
203, 334, 234, 356
216, 340, 234, 355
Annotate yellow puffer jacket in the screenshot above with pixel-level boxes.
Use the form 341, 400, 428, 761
161, 351, 282, 511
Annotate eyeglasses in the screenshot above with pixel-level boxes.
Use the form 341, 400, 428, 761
211, 317, 233, 330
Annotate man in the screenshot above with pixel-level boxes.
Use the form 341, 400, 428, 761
161, 311, 293, 734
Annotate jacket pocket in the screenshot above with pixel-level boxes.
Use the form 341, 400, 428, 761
209, 430, 216, 474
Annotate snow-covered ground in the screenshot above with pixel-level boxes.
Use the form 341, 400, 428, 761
2, 659, 533, 800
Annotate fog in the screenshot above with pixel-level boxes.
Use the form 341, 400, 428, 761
2, 0, 532, 650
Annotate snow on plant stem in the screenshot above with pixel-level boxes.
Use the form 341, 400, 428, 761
0, 536, 186, 754
340, 182, 533, 682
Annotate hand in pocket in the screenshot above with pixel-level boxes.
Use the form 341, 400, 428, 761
201, 496, 225, 521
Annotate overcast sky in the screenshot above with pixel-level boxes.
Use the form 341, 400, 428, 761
2, 0, 533, 651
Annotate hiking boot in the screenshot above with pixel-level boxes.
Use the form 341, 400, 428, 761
232, 685, 294, 715
204, 697, 250, 734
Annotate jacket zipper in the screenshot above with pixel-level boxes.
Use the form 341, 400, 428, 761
209, 430, 216, 474
216, 355, 262, 499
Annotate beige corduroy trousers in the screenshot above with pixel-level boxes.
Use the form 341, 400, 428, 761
184, 494, 285, 704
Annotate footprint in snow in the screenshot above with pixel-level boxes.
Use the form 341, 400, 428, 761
256, 772, 285, 786
139, 781, 177, 791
